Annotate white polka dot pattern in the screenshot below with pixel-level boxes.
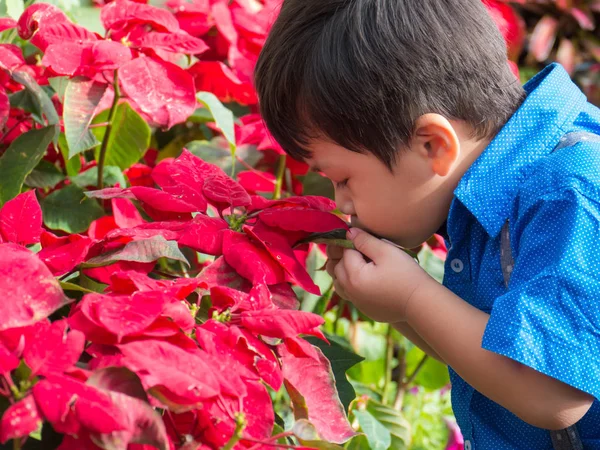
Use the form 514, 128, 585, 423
443, 63, 600, 449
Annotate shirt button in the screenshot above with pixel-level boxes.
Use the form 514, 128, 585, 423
450, 258, 464, 273
464, 440, 472, 450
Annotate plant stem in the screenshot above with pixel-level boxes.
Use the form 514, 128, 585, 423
273, 154, 287, 200
393, 345, 407, 410
404, 355, 429, 387
13, 437, 20, 450
382, 324, 394, 404
333, 298, 347, 334
97, 71, 120, 189
222, 413, 246, 450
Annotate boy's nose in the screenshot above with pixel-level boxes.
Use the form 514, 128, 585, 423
335, 191, 355, 216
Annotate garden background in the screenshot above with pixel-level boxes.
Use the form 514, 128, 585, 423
0, 0, 599, 449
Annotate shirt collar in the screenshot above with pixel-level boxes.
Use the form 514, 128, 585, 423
453, 63, 587, 238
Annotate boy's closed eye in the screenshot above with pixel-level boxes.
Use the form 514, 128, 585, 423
335, 179, 349, 189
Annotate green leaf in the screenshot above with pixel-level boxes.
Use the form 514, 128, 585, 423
353, 410, 391, 450
292, 420, 345, 450
64, 77, 106, 158
25, 160, 65, 189
306, 334, 364, 414
418, 246, 445, 284
5, 0, 23, 20
405, 347, 449, 391
84, 236, 188, 267
196, 92, 236, 157
11, 71, 59, 126
365, 399, 411, 450
92, 102, 150, 170
187, 138, 262, 174
48, 77, 70, 103
58, 133, 82, 177
300, 244, 332, 312
79, 272, 107, 293
0, 126, 58, 205
41, 184, 104, 233
71, 4, 103, 34
70, 166, 126, 189
59, 281, 95, 294
9, 90, 43, 124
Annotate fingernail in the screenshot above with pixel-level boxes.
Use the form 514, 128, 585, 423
347, 228, 358, 239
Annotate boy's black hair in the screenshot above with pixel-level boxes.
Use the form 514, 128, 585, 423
254, 0, 526, 169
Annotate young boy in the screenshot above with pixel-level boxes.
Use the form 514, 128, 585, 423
254, 0, 600, 448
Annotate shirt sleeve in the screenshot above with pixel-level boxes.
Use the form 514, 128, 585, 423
482, 183, 600, 400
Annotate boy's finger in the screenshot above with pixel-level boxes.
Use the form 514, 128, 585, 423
333, 260, 349, 289
326, 245, 344, 260
325, 259, 339, 277
347, 228, 389, 264
342, 248, 369, 275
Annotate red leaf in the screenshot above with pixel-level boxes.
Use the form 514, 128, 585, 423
0, 191, 43, 245
240, 309, 325, 341
118, 340, 221, 409
101, 0, 180, 35
259, 207, 348, 233
106, 220, 189, 242
151, 157, 209, 212
0, 88, 8, 130
529, 15, 559, 62
0, 44, 25, 72
0, 395, 42, 443
129, 186, 199, 214
125, 163, 154, 187
112, 198, 144, 228
237, 170, 276, 193
17, 3, 69, 41
198, 320, 282, 390
0, 343, 19, 374
23, 320, 85, 376
89, 215, 118, 240
212, 1, 237, 44
178, 215, 229, 254
118, 56, 196, 129
189, 61, 257, 105
38, 232, 94, 276
88, 186, 200, 214
33, 375, 128, 435
203, 174, 251, 210
0, 18, 16, 33
0, 243, 70, 331
245, 222, 320, 295
197, 256, 252, 291
31, 22, 98, 53
223, 230, 285, 285
270, 283, 300, 310
279, 343, 356, 444
132, 31, 209, 55
484, 0, 525, 61
250, 195, 336, 213
42, 42, 87, 76
86, 367, 170, 450
80, 40, 133, 74
81, 291, 167, 342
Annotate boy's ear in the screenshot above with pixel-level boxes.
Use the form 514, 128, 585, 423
413, 114, 460, 177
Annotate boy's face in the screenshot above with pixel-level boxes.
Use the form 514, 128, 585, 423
307, 116, 481, 248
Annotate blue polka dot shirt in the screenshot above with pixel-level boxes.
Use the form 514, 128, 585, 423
443, 63, 600, 449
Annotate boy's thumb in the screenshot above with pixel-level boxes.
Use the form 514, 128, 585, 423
347, 228, 385, 262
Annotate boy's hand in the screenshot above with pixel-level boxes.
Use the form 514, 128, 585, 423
327, 228, 433, 323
